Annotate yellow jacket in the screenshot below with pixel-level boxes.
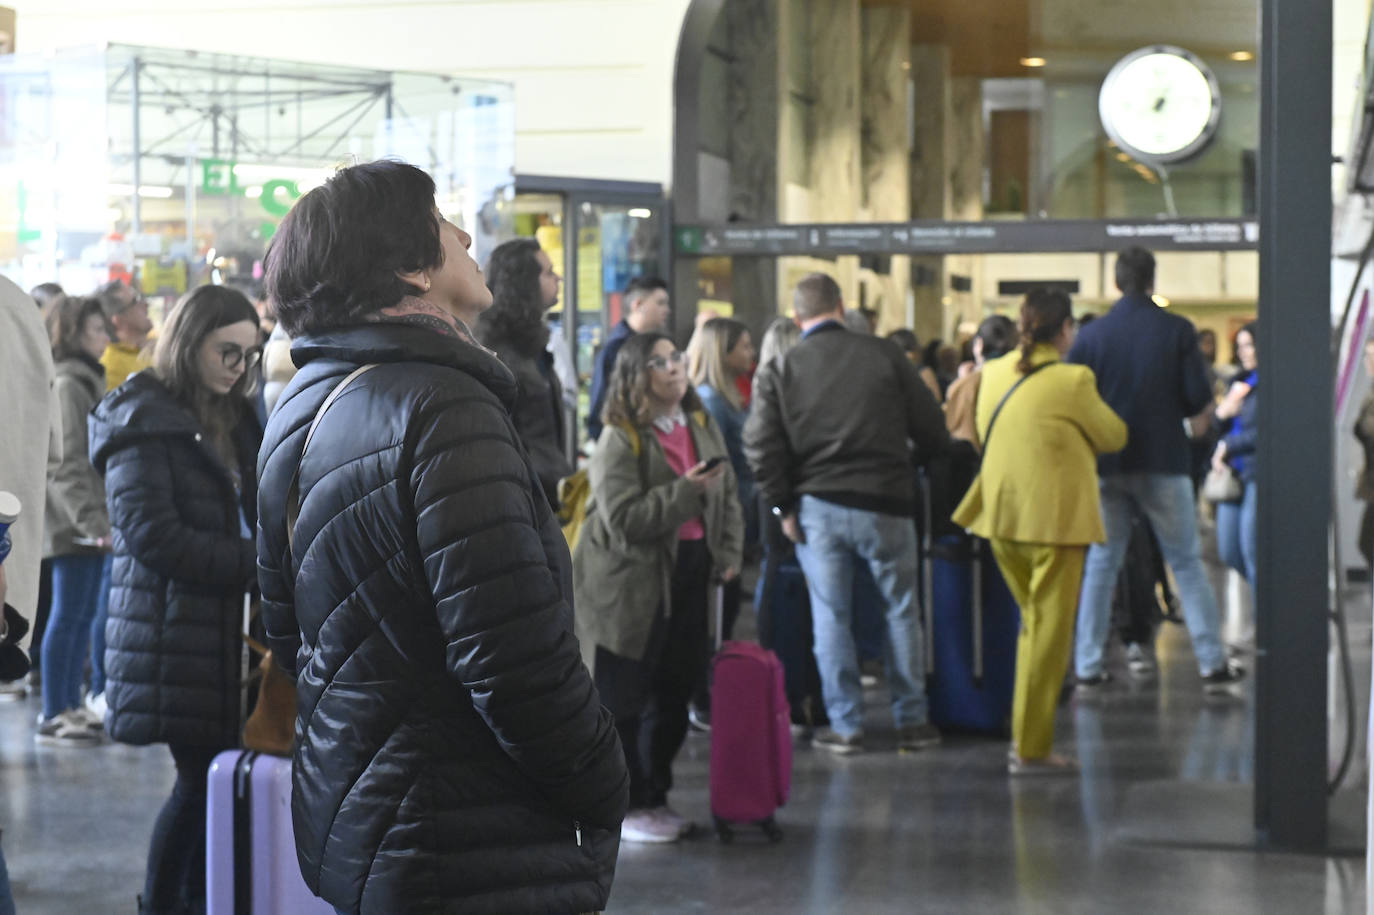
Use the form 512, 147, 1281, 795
952, 345, 1127, 545
100, 342, 151, 391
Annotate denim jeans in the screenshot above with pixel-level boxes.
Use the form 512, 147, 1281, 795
89, 553, 113, 696
41, 553, 105, 720
1075, 473, 1227, 678
795, 496, 929, 737
1215, 481, 1257, 585
0, 837, 14, 915
144, 743, 224, 914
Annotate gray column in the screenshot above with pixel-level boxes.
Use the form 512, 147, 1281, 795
1254, 0, 1331, 851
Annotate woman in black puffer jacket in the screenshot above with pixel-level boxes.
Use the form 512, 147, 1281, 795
89, 285, 263, 915
257, 161, 628, 915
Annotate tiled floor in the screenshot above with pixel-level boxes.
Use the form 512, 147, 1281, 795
0, 558, 1365, 914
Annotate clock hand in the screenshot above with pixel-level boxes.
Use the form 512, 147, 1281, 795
1153, 96, 1166, 112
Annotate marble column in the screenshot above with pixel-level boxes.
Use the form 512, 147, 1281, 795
809, 0, 862, 309
948, 77, 986, 331
909, 43, 951, 344
861, 3, 912, 333
724, 0, 780, 338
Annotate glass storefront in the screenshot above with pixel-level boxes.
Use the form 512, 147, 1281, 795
0, 44, 515, 314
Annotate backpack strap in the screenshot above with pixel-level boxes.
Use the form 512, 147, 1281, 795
980, 361, 1054, 457
285, 364, 378, 552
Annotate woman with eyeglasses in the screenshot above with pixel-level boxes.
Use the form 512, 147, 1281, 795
573, 333, 744, 844
89, 284, 262, 914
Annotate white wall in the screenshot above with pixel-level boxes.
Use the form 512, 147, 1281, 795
9, 0, 693, 185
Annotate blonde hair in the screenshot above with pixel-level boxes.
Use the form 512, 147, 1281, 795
757, 315, 801, 373
687, 317, 747, 410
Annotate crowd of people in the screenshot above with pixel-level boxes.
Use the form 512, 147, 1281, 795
0, 155, 1284, 912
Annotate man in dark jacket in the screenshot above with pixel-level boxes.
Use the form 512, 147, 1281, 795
744, 272, 949, 755
1067, 246, 1245, 692
585, 275, 670, 443
257, 160, 627, 915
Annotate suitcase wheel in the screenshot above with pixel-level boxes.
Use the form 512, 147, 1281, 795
713, 816, 734, 843
760, 817, 783, 843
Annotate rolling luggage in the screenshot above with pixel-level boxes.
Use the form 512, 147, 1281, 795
924, 535, 1021, 735
206, 749, 333, 915
709, 585, 792, 843
754, 550, 826, 728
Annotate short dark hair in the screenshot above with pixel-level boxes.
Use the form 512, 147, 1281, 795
30, 282, 64, 312
975, 315, 1018, 360
266, 160, 443, 337
625, 275, 668, 306
1115, 246, 1156, 295
476, 238, 548, 356
794, 273, 842, 320
45, 295, 105, 362
226, 277, 266, 303
887, 328, 920, 355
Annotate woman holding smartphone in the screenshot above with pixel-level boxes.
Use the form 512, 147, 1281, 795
573, 332, 744, 844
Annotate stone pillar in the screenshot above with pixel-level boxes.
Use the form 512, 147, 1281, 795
948, 77, 986, 333
909, 44, 951, 344
809, 0, 862, 308
725, 0, 780, 339
861, 3, 912, 334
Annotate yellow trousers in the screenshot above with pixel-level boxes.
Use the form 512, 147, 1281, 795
987, 540, 1086, 760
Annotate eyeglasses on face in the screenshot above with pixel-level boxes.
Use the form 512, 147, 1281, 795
219, 344, 263, 372
645, 350, 686, 372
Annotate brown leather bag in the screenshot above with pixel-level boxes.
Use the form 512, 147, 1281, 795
242, 632, 295, 756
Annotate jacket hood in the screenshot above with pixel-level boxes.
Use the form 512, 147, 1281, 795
291, 323, 519, 411
55, 355, 107, 395
89, 371, 202, 473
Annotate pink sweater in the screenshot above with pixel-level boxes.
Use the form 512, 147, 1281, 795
653, 421, 706, 541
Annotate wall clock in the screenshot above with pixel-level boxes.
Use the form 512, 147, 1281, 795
1099, 45, 1222, 164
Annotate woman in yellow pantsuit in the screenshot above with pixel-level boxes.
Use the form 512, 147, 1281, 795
952, 289, 1126, 775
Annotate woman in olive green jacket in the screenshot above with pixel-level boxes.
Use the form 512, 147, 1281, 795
573, 332, 743, 845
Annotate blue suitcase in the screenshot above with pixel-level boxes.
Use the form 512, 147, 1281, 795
925, 535, 1021, 735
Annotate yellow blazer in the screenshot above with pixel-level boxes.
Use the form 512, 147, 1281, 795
952, 344, 1127, 545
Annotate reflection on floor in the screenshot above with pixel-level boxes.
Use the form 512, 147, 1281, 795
0, 559, 1365, 914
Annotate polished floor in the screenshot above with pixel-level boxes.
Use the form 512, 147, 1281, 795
0, 557, 1366, 914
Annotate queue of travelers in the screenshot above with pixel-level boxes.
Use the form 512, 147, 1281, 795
0, 148, 1276, 915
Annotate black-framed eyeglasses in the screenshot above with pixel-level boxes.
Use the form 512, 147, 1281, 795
645, 350, 686, 372
219, 344, 262, 372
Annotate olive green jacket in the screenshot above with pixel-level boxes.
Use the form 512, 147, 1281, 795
572, 411, 744, 669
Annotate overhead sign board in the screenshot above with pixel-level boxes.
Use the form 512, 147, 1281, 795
675, 218, 1259, 256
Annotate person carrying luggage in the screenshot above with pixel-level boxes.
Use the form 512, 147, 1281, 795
953, 288, 1126, 775
89, 285, 264, 914
573, 332, 743, 844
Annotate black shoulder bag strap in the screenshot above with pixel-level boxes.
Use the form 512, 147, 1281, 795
979, 361, 1054, 456
284, 364, 378, 556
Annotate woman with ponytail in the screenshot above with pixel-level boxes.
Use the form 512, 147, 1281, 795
952, 288, 1126, 775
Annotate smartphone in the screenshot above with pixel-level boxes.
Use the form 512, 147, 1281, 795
702, 456, 728, 472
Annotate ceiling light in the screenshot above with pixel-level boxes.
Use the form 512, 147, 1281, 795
627, 208, 652, 219
107, 183, 174, 199
1229, 51, 1255, 62
1115, 152, 1131, 162
1152, 295, 1171, 308
1020, 57, 1047, 68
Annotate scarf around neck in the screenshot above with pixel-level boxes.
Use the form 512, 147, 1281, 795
366, 295, 488, 351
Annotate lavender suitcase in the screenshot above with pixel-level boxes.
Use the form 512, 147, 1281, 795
708, 584, 792, 843
207, 750, 334, 915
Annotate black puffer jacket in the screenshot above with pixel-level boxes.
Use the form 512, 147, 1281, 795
484, 338, 572, 510
256, 324, 628, 915
89, 371, 260, 748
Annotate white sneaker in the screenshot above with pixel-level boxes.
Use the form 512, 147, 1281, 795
84, 691, 107, 723
35, 710, 101, 746
650, 805, 694, 838
72, 704, 104, 732
1126, 643, 1156, 677
0, 680, 28, 702
621, 809, 680, 844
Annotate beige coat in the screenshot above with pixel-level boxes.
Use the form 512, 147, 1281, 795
45, 357, 110, 557
0, 277, 59, 621
572, 411, 744, 668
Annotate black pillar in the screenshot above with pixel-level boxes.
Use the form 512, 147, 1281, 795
1254, 0, 1332, 851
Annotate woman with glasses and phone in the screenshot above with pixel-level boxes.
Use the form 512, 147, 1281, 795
89, 284, 262, 914
573, 332, 744, 844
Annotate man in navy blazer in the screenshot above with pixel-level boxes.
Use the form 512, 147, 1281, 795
1066, 246, 1246, 693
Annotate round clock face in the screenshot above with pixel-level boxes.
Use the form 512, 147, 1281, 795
1098, 45, 1222, 164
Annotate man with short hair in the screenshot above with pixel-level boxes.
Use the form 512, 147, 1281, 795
95, 279, 153, 391
586, 276, 670, 442
745, 273, 949, 754
1068, 246, 1246, 692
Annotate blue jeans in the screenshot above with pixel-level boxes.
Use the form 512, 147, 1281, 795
89, 553, 113, 696
0, 837, 14, 915
1075, 474, 1227, 678
41, 553, 105, 720
794, 496, 928, 737
1215, 481, 1257, 585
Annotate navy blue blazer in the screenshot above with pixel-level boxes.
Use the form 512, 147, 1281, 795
1067, 293, 1213, 476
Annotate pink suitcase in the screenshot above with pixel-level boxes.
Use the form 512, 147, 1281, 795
708, 635, 793, 843
206, 750, 335, 915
